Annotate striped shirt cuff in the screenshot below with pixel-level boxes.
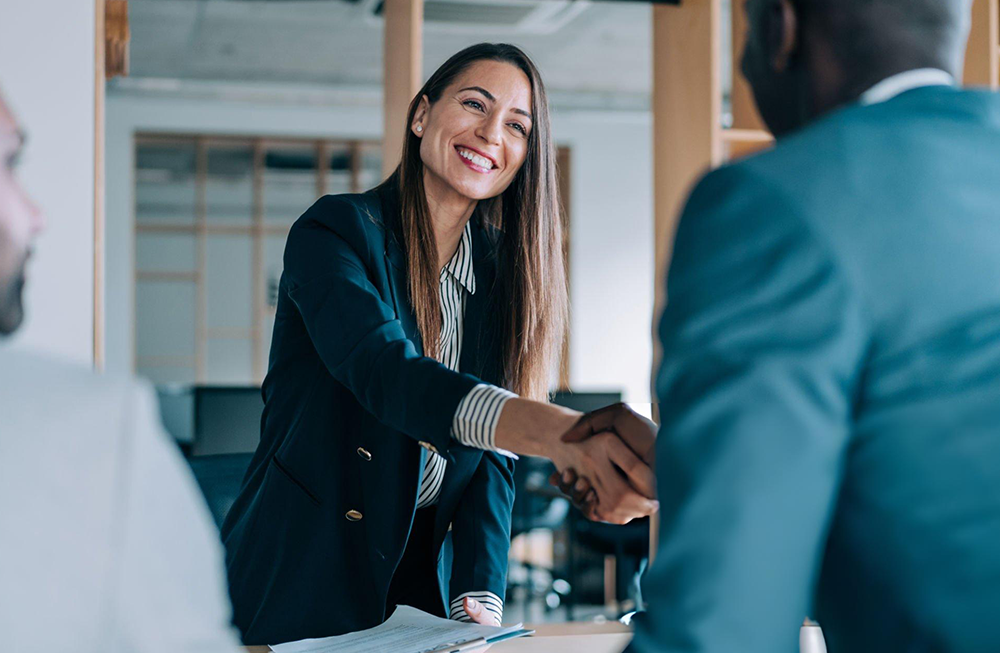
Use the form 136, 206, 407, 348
451, 384, 518, 458
449, 591, 504, 626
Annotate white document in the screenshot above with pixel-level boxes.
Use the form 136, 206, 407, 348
269, 605, 528, 653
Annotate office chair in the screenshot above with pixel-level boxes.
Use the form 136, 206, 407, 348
573, 516, 650, 614
508, 454, 571, 614
549, 390, 626, 619
156, 386, 263, 456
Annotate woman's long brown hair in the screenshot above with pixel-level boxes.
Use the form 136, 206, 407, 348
382, 43, 567, 401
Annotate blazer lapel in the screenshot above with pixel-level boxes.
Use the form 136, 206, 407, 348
384, 241, 424, 356
379, 185, 424, 356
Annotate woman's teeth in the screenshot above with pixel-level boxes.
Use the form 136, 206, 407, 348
458, 148, 494, 170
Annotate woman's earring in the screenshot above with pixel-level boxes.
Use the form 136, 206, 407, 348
416, 125, 423, 133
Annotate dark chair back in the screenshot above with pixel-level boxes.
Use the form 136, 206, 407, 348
187, 453, 254, 530
550, 391, 623, 414
511, 456, 569, 538
193, 387, 264, 456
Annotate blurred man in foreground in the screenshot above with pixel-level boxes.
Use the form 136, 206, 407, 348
632, 0, 1000, 651
0, 88, 241, 652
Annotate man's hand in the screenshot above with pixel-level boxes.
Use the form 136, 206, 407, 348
492, 399, 658, 524
549, 403, 658, 523
561, 403, 657, 466
548, 430, 658, 525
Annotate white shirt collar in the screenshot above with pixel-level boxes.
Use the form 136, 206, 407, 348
859, 68, 955, 106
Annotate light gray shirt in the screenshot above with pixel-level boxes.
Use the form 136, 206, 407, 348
0, 349, 241, 653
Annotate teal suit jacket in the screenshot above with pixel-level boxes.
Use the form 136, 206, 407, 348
632, 86, 1000, 652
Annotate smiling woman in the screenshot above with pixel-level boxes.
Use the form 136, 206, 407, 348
221, 41, 657, 645
220, 43, 576, 645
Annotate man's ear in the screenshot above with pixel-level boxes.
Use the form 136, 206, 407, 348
411, 94, 430, 136
769, 0, 799, 73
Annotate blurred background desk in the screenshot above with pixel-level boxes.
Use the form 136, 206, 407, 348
243, 620, 631, 653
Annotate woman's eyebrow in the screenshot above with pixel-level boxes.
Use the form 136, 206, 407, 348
459, 85, 495, 101
459, 86, 532, 120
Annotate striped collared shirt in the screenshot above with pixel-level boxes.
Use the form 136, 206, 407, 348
415, 220, 516, 626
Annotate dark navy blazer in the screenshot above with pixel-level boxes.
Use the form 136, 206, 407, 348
220, 181, 515, 645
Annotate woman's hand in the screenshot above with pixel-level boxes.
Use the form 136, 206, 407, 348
462, 597, 497, 625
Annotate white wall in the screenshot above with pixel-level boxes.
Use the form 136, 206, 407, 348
106, 91, 655, 401
557, 112, 655, 403
0, 2, 96, 365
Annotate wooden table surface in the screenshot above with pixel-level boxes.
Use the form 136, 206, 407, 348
245, 620, 632, 652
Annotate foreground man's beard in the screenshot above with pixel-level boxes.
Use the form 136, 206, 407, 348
0, 264, 26, 335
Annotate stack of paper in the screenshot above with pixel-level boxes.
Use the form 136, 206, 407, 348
270, 605, 533, 653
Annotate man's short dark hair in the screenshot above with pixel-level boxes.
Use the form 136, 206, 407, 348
798, 0, 971, 73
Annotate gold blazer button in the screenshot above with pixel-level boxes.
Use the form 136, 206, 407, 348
345, 510, 363, 522
356, 447, 372, 461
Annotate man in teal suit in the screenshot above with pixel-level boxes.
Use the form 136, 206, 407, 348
630, 0, 1000, 651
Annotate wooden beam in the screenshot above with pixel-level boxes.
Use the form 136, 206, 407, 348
652, 0, 723, 364
650, 0, 724, 564
136, 223, 291, 236
723, 128, 774, 160
964, 0, 1000, 89
382, 0, 423, 180
105, 0, 129, 79
729, 0, 766, 130
194, 138, 208, 383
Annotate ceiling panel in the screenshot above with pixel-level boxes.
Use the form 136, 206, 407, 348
127, 0, 654, 97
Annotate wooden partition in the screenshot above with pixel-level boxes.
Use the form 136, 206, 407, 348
965, 0, 1000, 89
382, 0, 424, 179
650, 0, 726, 562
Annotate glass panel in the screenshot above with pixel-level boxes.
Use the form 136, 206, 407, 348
136, 233, 196, 273
136, 141, 196, 225
206, 338, 254, 385
136, 280, 196, 358
324, 143, 354, 196
137, 365, 197, 386
263, 144, 320, 226
206, 143, 254, 226
205, 234, 253, 330
358, 145, 383, 192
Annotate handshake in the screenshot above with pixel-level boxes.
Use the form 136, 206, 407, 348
496, 400, 658, 525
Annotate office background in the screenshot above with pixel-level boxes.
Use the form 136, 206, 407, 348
4, 0, 998, 627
